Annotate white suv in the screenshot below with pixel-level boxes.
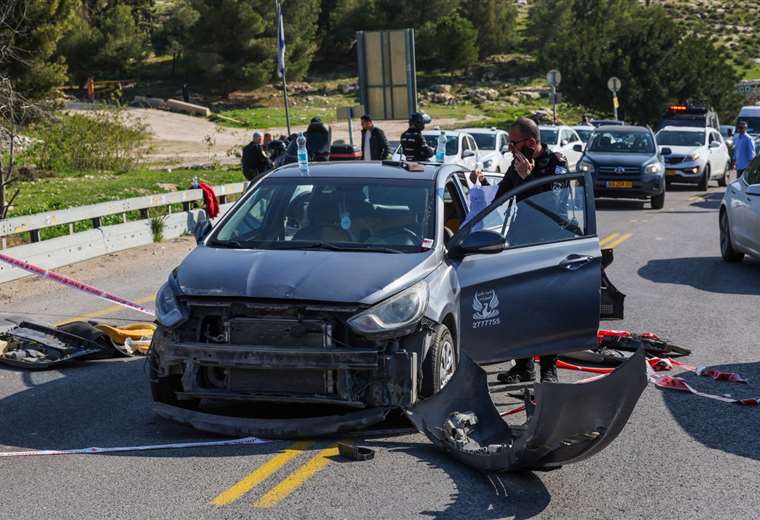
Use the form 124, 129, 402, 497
655, 126, 731, 189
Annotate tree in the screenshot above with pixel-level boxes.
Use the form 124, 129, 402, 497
0, 0, 76, 99
151, 0, 199, 76
461, 0, 518, 58
417, 13, 478, 72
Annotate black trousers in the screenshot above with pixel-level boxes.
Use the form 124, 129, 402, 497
514, 355, 557, 373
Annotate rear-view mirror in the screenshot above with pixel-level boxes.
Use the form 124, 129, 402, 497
573, 144, 583, 152
462, 149, 475, 159
746, 184, 760, 196
661, 147, 672, 155
448, 230, 505, 259
501, 145, 509, 154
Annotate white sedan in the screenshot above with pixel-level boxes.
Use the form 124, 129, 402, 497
655, 126, 732, 189
458, 127, 512, 173
720, 155, 760, 262
539, 125, 583, 171
392, 130, 481, 175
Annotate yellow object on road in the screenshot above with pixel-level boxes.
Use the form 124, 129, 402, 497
95, 322, 156, 355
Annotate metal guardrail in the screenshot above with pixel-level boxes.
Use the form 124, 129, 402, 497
0, 182, 246, 284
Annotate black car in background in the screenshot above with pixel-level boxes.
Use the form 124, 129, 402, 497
575, 125, 667, 209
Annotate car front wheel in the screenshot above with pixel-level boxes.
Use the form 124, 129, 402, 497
651, 191, 665, 210
718, 163, 730, 187
698, 165, 710, 191
720, 210, 744, 262
421, 324, 457, 397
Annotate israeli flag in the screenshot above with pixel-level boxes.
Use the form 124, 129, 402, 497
276, 1, 286, 79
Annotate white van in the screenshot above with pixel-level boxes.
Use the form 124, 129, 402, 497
736, 106, 760, 135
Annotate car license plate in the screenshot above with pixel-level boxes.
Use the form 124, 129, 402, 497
606, 181, 632, 188
665, 169, 677, 176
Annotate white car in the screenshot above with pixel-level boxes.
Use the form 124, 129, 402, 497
539, 125, 583, 171
572, 125, 595, 144
655, 126, 731, 189
720, 154, 760, 262
392, 130, 480, 173
458, 127, 512, 173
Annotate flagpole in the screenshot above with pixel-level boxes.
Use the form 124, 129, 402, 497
276, 0, 292, 135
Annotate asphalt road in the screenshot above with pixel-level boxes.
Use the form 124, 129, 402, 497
1, 180, 759, 519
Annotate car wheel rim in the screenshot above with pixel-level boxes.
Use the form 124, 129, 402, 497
439, 338, 455, 388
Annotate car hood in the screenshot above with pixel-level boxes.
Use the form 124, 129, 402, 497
174, 246, 441, 305
658, 145, 703, 156
582, 152, 654, 166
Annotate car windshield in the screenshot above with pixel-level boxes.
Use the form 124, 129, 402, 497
587, 131, 655, 154
210, 177, 436, 253
575, 129, 593, 142
471, 133, 496, 150
736, 117, 760, 134
539, 129, 558, 144
424, 135, 459, 155
656, 131, 705, 147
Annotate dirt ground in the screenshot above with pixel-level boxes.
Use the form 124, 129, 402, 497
72, 105, 479, 167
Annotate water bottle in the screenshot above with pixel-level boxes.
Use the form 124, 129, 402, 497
436, 131, 447, 162
296, 132, 309, 175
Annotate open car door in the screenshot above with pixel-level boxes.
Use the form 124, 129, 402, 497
449, 172, 600, 364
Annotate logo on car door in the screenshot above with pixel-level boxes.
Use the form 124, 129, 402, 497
472, 289, 501, 328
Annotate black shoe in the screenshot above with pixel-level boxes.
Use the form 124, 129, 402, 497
540, 367, 559, 384
497, 366, 535, 384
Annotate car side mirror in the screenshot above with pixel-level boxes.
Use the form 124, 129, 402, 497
448, 230, 506, 258
501, 145, 509, 154
194, 219, 212, 244
709, 141, 721, 149
573, 144, 583, 152
746, 184, 760, 196
462, 149, 475, 159
661, 147, 672, 155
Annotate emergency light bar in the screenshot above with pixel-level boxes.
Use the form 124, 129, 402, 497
666, 103, 707, 114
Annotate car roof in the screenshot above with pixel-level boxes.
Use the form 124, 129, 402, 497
459, 127, 505, 134
657, 126, 706, 133
422, 130, 467, 137
572, 125, 594, 130
269, 160, 441, 181
596, 125, 651, 133
538, 125, 567, 129
738, 106, 760, 115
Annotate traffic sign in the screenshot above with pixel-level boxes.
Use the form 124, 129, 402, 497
607, 76, 621, 93
546, 69, 562, 88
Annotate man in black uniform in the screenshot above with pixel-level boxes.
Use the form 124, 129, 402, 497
400, 112, 434, 161
241, 131, 273, 183
472, 117, 569, 384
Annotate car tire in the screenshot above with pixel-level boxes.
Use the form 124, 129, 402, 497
149, 348, 200, 410
718, 163, 730, 187
650, 191, 665, 210
698, 165, 710, 191
421, 324, 457, 397
720, 209, 744, 262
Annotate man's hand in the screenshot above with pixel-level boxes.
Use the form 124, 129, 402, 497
513, 152, 534, 179
469, 169, 485, 185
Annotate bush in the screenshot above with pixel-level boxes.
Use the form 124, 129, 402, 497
23, 108, 151, 174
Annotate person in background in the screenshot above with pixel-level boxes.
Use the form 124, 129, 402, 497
241, 131, 273, 184
400, 112, 434, 161
304, 117, 332, 161
360, 114, 391, 161
263, 132, 273, 153
734, 121, 756, 179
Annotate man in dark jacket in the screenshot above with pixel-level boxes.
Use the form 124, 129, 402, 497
360, 114, 391, 160
400, 112, 434, 161
305, 117, 332, 161
241, 131, 273, 183
471, 117, 569, 384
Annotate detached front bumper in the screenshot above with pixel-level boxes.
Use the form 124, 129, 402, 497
406, 349, 647, 472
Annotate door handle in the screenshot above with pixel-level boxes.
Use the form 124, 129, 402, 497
559, 254, 593, 270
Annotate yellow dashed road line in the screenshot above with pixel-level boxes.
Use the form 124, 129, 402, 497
54, 293, 156, 326
254, 444, 339, 508
599, 233, 620, 248
211, 441, 315, 506
604, 233, 633, 249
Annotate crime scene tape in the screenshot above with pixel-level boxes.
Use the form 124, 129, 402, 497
0, 436, 269, 458
0, 252, 155, 317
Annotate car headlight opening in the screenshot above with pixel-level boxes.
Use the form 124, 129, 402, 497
348, 281, 429, 335
688, 152, 700, 161
156, 280, 188, 328
579, 160, 595, 173
644, 162, 664, 174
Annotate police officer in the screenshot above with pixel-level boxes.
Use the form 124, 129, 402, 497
400, 112, 434, 161
471, 116, 568, 384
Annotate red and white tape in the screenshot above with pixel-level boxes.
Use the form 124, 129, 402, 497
0, 252, 154, 317
0, 436, 269, 458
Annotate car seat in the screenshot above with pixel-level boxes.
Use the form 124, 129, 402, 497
292, 191, 351, 242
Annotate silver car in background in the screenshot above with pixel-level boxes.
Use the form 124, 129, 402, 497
720, 155, 760, 262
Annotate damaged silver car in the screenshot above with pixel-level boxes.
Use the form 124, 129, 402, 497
149, 160, 643, 465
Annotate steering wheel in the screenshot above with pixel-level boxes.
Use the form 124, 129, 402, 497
373, 227, 420, 246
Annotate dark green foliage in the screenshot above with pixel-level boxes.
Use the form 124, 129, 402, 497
417, 14, 479, 72
0, 0, 77, 99
461, 0, 519, 58
529, 0, 742, 125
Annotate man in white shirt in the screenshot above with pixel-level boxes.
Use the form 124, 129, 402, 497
360, 115, 390, 161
